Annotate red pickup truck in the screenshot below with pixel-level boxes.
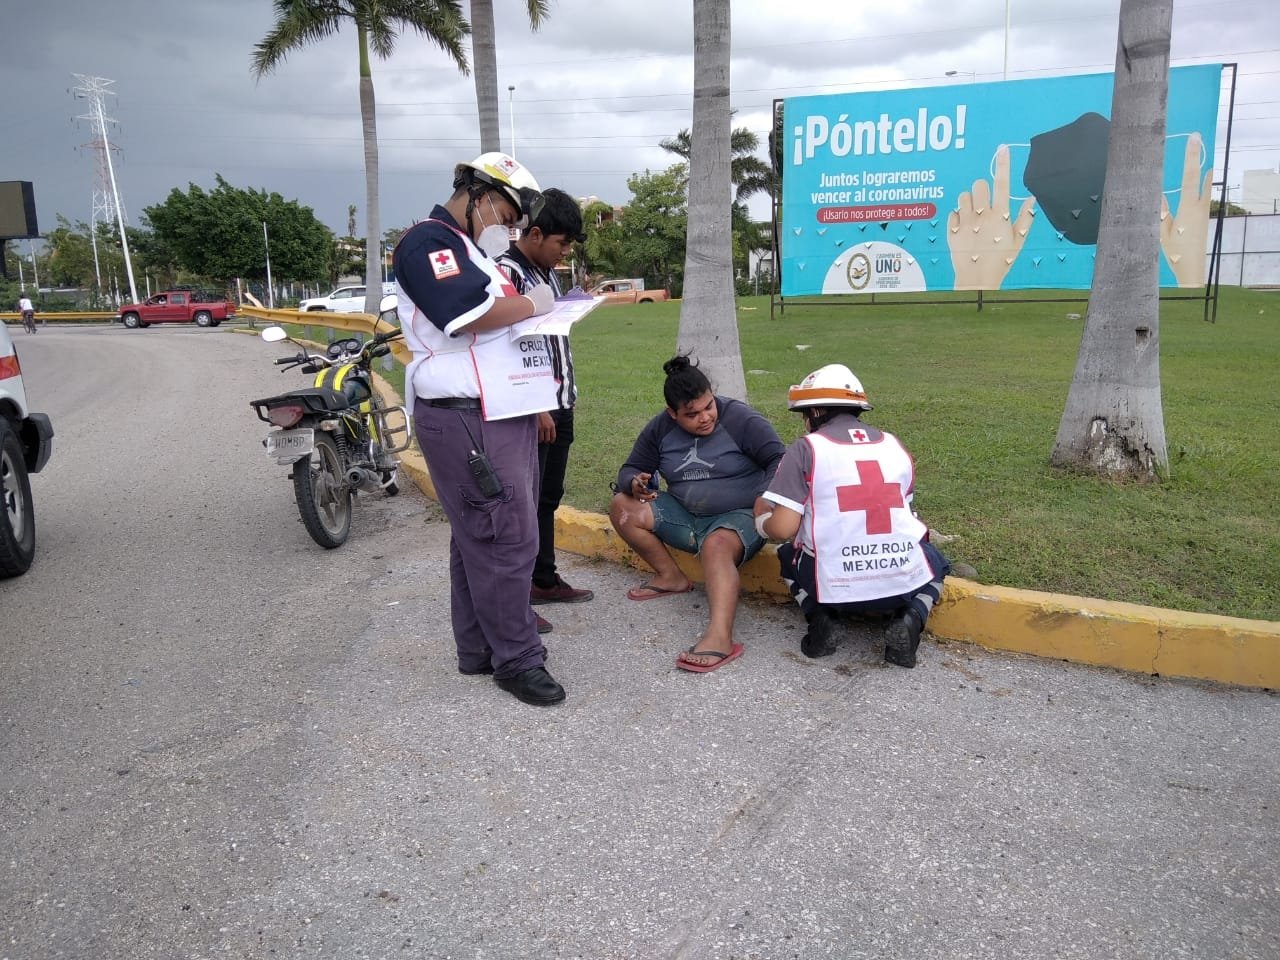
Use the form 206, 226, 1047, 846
119, 291, 233, 329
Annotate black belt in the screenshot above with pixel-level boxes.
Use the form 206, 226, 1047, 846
423, 397, 481, 409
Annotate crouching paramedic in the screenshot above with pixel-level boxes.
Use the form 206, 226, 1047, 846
753, 364, 950, 668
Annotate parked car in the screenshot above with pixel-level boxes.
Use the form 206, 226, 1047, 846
0, 321, 54, 577
299, 283, 397, 314
119, 290, 234, 329
590, 278, 671, 305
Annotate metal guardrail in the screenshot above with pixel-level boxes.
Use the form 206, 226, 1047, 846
238, 306, 412, 367
0, 306, 413, 367
0, 311, 118, 322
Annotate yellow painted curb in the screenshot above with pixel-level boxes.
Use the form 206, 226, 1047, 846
379, 381, 1279, 691
930, 579, 1280, 690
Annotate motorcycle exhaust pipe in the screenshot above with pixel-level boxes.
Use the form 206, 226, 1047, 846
346, 466, 383, 492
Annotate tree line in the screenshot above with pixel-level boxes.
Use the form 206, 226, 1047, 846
6, 126, 775, 309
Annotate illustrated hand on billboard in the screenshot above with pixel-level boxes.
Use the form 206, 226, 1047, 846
947, 145, 1038, 290
1160, 132, 1212, 288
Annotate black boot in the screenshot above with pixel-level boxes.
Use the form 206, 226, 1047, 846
800, 607, 838, 659
884, 608, 923, 668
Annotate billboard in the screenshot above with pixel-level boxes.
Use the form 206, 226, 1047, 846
0, 181, 38, 239
780, 65, 1222, 296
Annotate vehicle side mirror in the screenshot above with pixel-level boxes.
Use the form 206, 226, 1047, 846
261, 326, 288, 343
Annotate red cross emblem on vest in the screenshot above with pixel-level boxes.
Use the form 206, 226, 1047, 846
850, 428, 868, 442
835, 460, 903, 535
430, 248, 460, 279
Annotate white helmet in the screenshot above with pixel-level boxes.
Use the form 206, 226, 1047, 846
453, 152, 543, 228
787, 363, 873, 411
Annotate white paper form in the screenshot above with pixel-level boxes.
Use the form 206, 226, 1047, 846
508, 294, 606, 340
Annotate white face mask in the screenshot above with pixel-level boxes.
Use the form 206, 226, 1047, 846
474, 195, 513, 258
477, 225, 512, 258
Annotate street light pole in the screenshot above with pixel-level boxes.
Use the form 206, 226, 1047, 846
262, 221, 274, 310
508, 85, 516, 159
28, 241, 40, 298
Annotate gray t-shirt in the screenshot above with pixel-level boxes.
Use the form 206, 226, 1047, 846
617, 396, 785, 517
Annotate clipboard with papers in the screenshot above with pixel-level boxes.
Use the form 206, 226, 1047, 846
508, 287, 606, 340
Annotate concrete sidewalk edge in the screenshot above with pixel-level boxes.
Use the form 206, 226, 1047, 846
395, 444, 1280, 691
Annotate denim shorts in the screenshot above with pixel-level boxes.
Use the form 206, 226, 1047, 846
649, 492, 766, 566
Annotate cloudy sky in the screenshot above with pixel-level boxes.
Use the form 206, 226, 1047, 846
4, 0, 1277, 240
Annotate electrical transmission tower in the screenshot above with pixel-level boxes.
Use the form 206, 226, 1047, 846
71, 74, 138, 304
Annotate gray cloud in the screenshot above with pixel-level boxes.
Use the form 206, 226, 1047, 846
4, 0, 1276, 240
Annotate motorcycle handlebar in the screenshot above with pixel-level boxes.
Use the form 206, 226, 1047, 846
275, 352, 327, 369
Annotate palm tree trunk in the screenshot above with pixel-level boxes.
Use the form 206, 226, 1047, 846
1049, 0, 1172, 479
471, 0, 501, 153
678, 0, 746, 400
358, 29, 382, 316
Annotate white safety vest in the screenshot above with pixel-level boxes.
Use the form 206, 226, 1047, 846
396, 221, 559, 421
800, 429, 932, 603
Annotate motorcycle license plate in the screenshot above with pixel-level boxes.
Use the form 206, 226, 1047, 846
266, 428, 314, 461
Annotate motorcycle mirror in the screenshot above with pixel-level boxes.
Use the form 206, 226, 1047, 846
261, 326, 288, 343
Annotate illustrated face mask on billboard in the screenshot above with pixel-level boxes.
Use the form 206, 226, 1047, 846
1022, 112, 1111, 246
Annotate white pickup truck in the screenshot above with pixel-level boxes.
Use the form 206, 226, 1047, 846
0, 321, 54, 577
299, 282, 397, 314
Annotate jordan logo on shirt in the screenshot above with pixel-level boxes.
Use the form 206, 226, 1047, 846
675, 439, 714, 480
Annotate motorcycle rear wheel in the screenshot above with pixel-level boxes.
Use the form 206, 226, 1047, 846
292, 432, 352, 548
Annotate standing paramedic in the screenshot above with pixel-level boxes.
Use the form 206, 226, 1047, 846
494, 188, 595, 619
393, 152, 566, 707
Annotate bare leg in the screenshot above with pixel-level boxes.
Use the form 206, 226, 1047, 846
678, 528, 744, 667
608, 493, 690, 592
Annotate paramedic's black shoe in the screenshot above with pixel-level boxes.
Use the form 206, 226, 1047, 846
800, 607, 838, 659
884, 608, 924, 668
495, 666, 566, 706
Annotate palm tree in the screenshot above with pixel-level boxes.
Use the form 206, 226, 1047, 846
471, 1, 549, 154
252, 0, 470, 316
678, 0, 746, 401
1050, 0, 1173, 479
660, 125, 772, 205
662, 124, 771, 293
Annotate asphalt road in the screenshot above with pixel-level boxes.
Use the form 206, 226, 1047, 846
2, 324, 1277, 960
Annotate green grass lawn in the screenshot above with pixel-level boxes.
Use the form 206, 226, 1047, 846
283, 289, 1279, 621
565, 288, 1280, 622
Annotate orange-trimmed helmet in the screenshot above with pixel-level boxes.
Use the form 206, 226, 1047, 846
787, 363, 873, 411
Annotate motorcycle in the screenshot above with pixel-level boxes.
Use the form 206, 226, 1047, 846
250, 323, 412, 548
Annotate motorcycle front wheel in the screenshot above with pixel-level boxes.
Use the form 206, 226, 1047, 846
292, 433, 352, 548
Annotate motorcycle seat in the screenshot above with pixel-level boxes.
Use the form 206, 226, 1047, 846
250, 387, 351, 413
